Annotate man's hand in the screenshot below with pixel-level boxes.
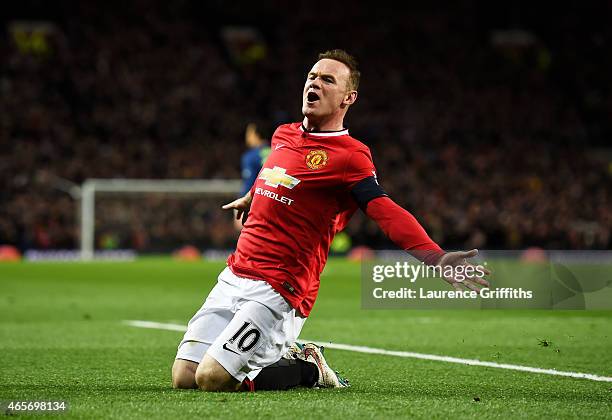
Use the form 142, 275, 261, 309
222, 192, 253, 224
437, 249, 491, 293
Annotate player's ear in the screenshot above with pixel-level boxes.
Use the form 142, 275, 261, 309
344, 90, 358, 106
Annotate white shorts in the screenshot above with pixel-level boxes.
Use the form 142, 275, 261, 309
176, 267, 306, 382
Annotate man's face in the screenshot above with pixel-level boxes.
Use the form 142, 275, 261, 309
245, 123, 261, 148
302, 59, 354, 122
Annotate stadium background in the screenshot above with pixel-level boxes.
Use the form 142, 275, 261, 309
1, 0, 610, 256
2, 2, 612, 418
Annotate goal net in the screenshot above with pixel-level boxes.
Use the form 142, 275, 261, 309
79, 179, 242, 260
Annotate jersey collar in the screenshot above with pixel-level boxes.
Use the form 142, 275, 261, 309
300, 124, 349, 137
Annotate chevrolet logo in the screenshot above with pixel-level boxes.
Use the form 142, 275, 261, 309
259, 166, 300, 189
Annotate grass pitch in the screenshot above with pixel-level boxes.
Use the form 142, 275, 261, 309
1, 259, 611, 419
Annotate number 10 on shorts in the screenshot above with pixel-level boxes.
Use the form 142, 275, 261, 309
226, 321, 261, 353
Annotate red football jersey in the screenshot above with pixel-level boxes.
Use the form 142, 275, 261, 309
228, 122, 376, 316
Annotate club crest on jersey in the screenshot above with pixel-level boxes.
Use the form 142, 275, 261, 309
259, 166, 300, 189
305, 150, 328, 170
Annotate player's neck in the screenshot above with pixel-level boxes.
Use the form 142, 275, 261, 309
302, 116, 345, 132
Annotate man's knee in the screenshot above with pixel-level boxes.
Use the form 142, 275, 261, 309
172, 359, 198, 389
195, 355, 238, 392
194, 367, 227, 391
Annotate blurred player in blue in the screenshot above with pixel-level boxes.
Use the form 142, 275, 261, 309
235, 123, 270, 228
240, 123, 270, 196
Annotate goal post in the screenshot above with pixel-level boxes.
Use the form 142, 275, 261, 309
79, 178, 242, 260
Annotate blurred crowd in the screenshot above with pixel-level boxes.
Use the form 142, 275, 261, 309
1, 1, 610, 252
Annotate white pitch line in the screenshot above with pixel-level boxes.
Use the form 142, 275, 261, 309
123, 320, 612, 383
125, 320, 187, 332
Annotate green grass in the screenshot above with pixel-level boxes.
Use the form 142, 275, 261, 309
1, 259, 611, 419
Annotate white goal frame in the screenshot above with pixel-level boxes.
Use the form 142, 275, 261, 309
79, 178, 242, 260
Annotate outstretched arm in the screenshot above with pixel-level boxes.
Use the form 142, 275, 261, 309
364, 195, 444, 265
364, 195, 490, 292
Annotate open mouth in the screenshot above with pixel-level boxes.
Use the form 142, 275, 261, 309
307, 91, 320, 103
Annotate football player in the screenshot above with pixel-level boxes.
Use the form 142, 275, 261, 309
172, 49, 490, 391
